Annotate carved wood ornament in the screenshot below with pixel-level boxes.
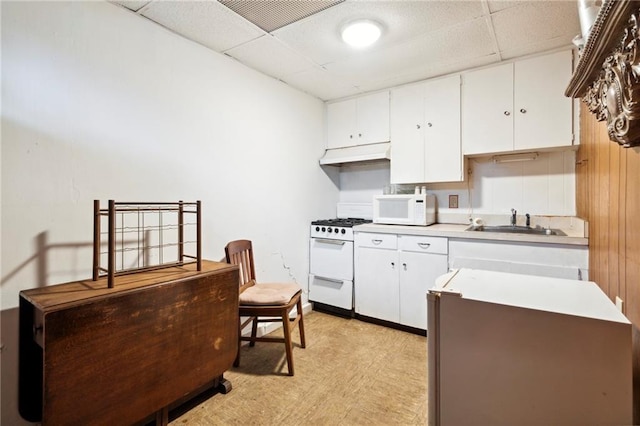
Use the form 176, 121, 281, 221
566, 0, 640, 147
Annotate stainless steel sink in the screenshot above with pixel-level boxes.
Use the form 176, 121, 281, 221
466, 225, 566, 236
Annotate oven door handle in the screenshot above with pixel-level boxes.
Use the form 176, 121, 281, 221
314, 276, 344, 284
314, 238, 346, 246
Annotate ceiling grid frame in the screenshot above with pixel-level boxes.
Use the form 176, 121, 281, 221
109, 0, 581, 101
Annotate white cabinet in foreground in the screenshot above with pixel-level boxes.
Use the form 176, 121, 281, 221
354, 232, 448, 330
428, 268, 631, 425
448, 238, 588, 281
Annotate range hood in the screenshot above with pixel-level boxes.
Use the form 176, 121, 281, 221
319, 142, 391, 166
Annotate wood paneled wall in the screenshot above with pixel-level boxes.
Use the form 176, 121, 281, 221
578, 106, 640, 419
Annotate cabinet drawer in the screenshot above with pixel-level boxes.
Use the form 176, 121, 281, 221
355, 232, 397, 249
398, 235, 448, 254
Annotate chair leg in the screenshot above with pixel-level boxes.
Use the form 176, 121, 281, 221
282, 309, 294, 376
250, 317, 258, 347
297, 297, 306, 349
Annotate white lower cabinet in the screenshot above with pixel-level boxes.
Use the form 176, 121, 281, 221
355, 243, 400, 323
355, 232, 448, 331
398, 241, 448, 329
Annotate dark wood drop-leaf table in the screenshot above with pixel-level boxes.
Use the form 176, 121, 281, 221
19, 260, 239, 425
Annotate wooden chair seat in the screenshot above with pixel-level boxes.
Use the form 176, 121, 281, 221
225, 240, 306, 376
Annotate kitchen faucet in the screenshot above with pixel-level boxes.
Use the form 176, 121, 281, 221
510, 208, 517, 226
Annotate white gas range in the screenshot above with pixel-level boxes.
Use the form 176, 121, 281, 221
308, 203, 372, 315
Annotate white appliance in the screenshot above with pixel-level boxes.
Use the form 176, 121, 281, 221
308, 203, 372, 314
428, 268, 632, 426
373, 193, 436, 226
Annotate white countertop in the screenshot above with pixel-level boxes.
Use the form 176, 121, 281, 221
354, 223, 588, 246
432, 269, 628, 323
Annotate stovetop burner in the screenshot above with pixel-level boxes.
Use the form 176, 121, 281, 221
311, 218, 372, 228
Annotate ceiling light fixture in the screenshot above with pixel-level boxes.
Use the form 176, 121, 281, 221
341, 20, 382, 48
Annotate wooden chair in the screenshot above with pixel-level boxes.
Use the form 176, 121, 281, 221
224, 239, 306, 376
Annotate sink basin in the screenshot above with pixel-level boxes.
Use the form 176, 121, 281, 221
467, 225, 566, 236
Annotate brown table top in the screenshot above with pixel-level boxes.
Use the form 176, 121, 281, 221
20, 260, 237, 311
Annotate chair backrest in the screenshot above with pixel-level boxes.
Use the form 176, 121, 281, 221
225, 239, 256, 293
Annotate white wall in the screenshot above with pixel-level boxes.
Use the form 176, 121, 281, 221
338, 161, 389, 204
429, 150, 576, 218
337, 151, 576, 219
1, 2, 337, 424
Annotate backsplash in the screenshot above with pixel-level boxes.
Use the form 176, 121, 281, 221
338, 150, 576, 218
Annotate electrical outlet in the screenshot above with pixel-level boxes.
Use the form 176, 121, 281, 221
449, 194, 459, 209
615, 296, 624, 313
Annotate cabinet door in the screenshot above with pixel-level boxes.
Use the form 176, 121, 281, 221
327, 98, 357, 149
424, 75, 462, 182
514, 50, 573, 150
390, 83, 425, 184
462, 63, 514, 155
354, 247, 399, 323
399, 251, 447, 330
357, 91, 390, 145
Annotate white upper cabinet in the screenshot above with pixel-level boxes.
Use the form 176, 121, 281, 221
514, 51, 573, 151
391, 75, 462, 184
462, 49, 574, 155
461, 63, 513, 154
424, 76, 462, 182
389, 83, 424, 183
326, 91, 390, 149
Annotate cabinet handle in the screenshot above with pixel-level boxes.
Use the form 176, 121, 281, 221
371, 239, 383, 245
349, 134, 353, 139
358, 133, 362, 137
520, 108, 527, 114
314, 275, 344, 284
391, 262, 395, 268
418, 242, 431, 249
316, 238, 346, 246
504, 111, 511, 116
416, 124, 421, 129
427, 122, 433, 127
402, 263, 407, 270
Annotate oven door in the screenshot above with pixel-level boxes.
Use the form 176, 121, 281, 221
309, 238, 353, 280
308, 274, 352, 310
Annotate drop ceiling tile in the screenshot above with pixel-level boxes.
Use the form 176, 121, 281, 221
110, 1, 151, 12
219, 0, 344, 32
323, 18, 495, 87
273, 0, 485, 65
487, 0, 522, 14
500, 40, 575, 61
283, 67, 360, 101
141, 0, 265, 52
491, 1, 580, 54
225, 35, 317, 80
357, 53, 500, 93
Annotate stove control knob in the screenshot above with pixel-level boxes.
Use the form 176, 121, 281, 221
334, 228, 339, 233
321, 227, 326, 232
327, 227, 332, 233
315, 226, 320, 232
341, 229, 346, 234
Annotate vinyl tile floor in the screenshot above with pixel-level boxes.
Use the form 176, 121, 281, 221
170, 311, 428, 425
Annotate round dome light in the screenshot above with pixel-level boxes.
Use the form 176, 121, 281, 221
341, 20, 382, 48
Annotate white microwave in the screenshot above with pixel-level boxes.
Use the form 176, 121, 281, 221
373, 194, 436, 226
